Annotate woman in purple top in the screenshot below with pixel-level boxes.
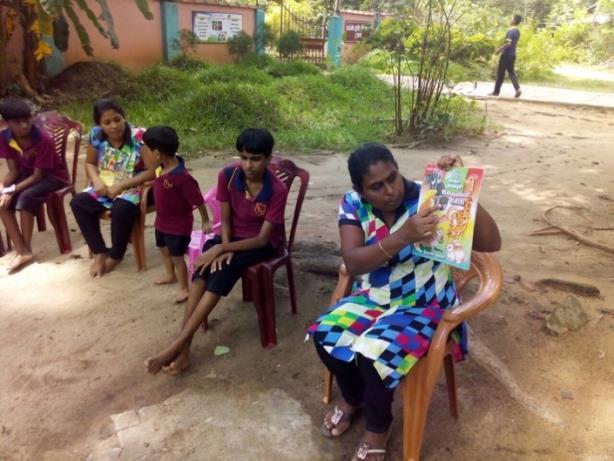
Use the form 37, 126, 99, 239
146, 128, 288, 376
0, 97, 69, 273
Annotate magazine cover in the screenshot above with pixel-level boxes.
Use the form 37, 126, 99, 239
413, 165, 484, 270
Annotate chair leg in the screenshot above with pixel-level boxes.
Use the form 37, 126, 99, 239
242, 276, 252, 302
286, 259, 298, 314
261, 268, 278, 347
36, 206, 46, 231
0, 232, 5, 256
403, 360, 430, 461
250, 269, 277, 348
323, 369, 333, 404
131, 213, 146, 271
48, 195, 72, 254
443, 354, 458, 419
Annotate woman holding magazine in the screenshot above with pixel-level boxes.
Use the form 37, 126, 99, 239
308, 144, 501, 461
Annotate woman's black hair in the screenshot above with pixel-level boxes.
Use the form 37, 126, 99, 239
235, 128, 274, 156
348, 143, 398, 192
0, 97, 32, 121
93, 97, 131, 146
142, 125, 179, 157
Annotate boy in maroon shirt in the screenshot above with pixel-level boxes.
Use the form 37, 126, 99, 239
146, 128, 288, 375
142, 126, 211, 303
0, 97, 69, 272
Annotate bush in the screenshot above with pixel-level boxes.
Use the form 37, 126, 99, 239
228, 31, 255, 61
128, 65, 195, 102
418, 95, 485, 139
168, 55, 209, 72
196, 65, 273, 86
266, 60, 320, 78
278, 30, 303, 57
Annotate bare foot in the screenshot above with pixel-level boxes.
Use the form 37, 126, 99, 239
162, 349, 190, 376
155, 274, 177, 285
90, 254, 107, 277
8, 253, 33, 273
174, 289, 189, 304
351, 430, 390, 461
104, 257, 121, 273
144, 348, 178, 374
322, 401, 360, 438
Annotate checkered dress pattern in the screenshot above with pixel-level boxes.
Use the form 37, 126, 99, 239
309, 188, 465, 389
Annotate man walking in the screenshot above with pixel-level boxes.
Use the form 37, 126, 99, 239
490, 14, 522, 98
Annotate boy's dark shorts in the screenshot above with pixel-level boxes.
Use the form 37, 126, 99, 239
155, 229, 191, 257
192, 235, 275, 297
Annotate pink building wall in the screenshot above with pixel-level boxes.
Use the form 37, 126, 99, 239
340, 10, 390, 63
2, 7, 25, 78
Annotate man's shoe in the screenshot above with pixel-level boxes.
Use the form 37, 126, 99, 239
515, 90, 522, 98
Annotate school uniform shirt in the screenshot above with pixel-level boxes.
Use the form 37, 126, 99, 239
0, 126, 69, 183
216, 164, 288, 248
153, 156, 204, 236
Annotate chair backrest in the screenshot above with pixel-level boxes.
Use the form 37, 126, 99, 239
203, 186, 222, 233
330, 252, 502, 318
268, 156, 310, 251
33, 111, 83, 187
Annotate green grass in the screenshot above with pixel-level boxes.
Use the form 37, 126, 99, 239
53, 59, 486, 157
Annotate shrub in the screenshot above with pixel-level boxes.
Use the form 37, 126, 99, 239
128, 65, 195, 102
168, 55, 209, 72
266, 59, 320, 78
228, 31, 255, 61
278, 30, 303, 57
196, 65, 273, 86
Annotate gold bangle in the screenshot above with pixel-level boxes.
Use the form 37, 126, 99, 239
378, 240, 393, 260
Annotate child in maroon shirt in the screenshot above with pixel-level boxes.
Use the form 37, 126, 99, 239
146, 128, 288, 375
0, 97, 69, 273
142, 126, 211, 303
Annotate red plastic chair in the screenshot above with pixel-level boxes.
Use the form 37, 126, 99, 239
5, 112, 82, 254
241, 157, 310, 348
33, 112, 83, 254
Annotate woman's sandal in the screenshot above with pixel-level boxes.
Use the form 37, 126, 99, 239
320, 405, 360, 438
353, 441, 387, 461
351, 430, 391, 461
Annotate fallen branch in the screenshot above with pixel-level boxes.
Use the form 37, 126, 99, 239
530, 206, 614, 255
535, 278, 600, 297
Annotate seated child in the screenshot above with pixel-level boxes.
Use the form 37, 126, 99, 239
142, 125, 211, 303
0, 97, 70, 272
145, 128, 288, 375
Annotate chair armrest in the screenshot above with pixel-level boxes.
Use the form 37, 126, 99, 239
443, 252, 503, 326
329, 264, 352, 306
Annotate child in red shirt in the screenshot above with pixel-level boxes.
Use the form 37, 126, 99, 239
146, 128, 288, 375
0, 97, 69, 272
142, 126, 211, 303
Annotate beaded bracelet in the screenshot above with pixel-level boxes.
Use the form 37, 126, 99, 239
378, 240, 393, 260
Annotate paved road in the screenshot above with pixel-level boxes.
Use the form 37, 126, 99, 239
453, 81, 614, 109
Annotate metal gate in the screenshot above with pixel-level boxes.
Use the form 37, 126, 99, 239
275, 1, 327, 64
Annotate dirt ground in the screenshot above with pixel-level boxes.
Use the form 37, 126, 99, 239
1, 100, 613, 461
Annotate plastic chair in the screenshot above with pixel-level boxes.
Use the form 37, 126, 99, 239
321, 252, 503, 461
33, 112, 82, 254
241, 157, 310, 348
186, 186, 222, 280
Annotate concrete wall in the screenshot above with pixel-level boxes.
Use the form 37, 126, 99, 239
3, 0, 257, 78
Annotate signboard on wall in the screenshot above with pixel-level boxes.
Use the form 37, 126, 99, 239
344, 21, 371, 42
192, 12, 243, 43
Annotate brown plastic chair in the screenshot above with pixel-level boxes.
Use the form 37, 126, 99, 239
98, 185, 153, 271
321, 251, 503, 461
241, 156, 310, 348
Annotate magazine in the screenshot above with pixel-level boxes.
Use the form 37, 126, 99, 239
413, 165, 484, 270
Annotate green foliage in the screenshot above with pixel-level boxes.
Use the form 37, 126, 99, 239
227, 31, 255, 61
450, 31, 495, 65
54, 58, 483, 156
265, 59, 320, 78
173, 29, 198, 55
416, 95, 486, 139
168, 55, 209, 72
277, 30, 303, 57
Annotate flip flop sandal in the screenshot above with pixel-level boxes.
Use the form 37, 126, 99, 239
320, 405, 359, 438
354, 441, 387, 461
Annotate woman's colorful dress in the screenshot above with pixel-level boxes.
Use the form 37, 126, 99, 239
309, 180, 466, 389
